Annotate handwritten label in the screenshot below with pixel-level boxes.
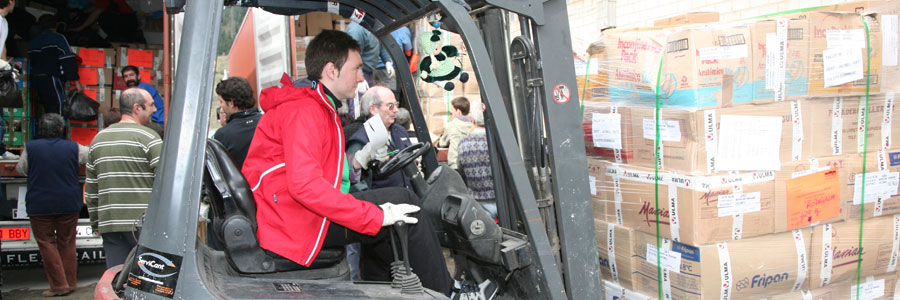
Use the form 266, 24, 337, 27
849, 279, 885, 300
716, 115, 783, 171
826, 29, 867, 49
697, 45, 748, 60
127, 49, 154, 68
646, 244, 681, 273
718, 192, 761, 216
786, 169, 841, 230
883, 15, 898, 67
642, 118, 681, 142
823, 47, 864, 88
79, 48, 106, 67
853, 172, 900, 205
593, 113, 622, 149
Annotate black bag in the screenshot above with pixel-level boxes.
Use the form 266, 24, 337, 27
0, 69, 23, 108
65, 90, 100, 121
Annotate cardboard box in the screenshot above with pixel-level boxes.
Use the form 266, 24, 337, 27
771, 273, 896, 299
750, 18, 811, 101
866, 1, 900, 93
807, 12, 882, 96
631, 229, 812, 299
294, 14, 307, 36
83, 86, 114, 114
588, 158, 609, 221
117, 48, 164, 70
654, 12, 720, 27
661, 25, 756, 108
809, 217, 899, 288
77, 67, 114, 86
801, 94, 898, 158
595, 220, 635, 290
602, 280, 653, 300
306, 12, 333, 36
576, 74, 608, 102
597, 161, 776, 245
600, 28, 671, 105
72, 47, 116, 68
841, 150, 900, 220
774, 156, 848, 233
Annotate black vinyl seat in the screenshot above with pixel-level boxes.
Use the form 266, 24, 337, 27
203, 139, 345, 273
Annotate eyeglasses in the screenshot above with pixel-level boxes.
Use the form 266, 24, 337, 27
383, 102, 397, 109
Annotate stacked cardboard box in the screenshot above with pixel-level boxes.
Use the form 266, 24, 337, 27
588, 4, 900, 299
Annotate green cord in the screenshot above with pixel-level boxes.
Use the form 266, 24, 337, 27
855, 14, 872, 300
581, 54, 592, 116
654, 51, 664, 300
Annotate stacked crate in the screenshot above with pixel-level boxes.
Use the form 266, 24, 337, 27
585, 3, 900, 299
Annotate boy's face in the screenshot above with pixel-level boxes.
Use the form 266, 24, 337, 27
328, 50, 364, 100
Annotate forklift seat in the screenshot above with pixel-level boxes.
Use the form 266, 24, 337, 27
203, 139, 345, 273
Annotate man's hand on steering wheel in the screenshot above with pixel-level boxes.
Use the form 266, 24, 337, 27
355, 142, 389, 170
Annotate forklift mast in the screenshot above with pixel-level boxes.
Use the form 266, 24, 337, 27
141, 0, 600, 299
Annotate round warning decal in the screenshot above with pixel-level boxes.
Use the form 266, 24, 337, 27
552, 83, 570, 104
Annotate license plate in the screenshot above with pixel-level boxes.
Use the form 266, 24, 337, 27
0, 227, 29, 240
76, 225, 95, 238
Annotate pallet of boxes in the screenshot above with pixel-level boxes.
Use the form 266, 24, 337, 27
583, 4, 900, 299
69, 45, 163, 145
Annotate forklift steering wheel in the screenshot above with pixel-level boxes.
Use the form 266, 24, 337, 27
375, 142, 431, 179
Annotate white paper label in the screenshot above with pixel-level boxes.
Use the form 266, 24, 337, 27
883, 15, 898, 67
697, 45, 748, 60
832, 97, 844, 155
850, 279, 885, 300
820, 224, 833, 287
14, 186, 26, 219
350, 9, 365, 23
718, 242, 732, 300
732, 213, 744, 240
603, 280, 626, 300
718, 192, 760, 216
852, 172, 900, 205
888, 214, 900, 273
593, 113, 623, 149
826, 29, 867, 49
669, 184, 680, 242
589, 176, 597, 195
327, 1, 340, 14
792, 100, 803, 161
792, 166, 832, 179
704, 110, 718, 173
792, 229, 808, 292
883, 92, 894, 150
646, 244, 681, 273
643, 118, 681, 142
823, 47, 864, 88
607, 223, 619, 283
716, 115, 783, 171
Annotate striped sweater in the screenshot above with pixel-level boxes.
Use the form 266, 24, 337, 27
85, 122, 162, 233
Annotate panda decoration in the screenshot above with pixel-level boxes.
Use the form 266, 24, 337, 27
418, 29, 469, 91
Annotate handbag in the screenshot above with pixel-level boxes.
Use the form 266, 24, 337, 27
65, 90, 100, 121
0, 69, 23, 108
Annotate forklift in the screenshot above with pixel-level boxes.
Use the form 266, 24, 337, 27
95, 0, 600, 299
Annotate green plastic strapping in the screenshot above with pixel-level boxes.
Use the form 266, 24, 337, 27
753, 5, 829, 19
653, 50, 664, 300
581, 55, 592, 116
855, 14, 872, 300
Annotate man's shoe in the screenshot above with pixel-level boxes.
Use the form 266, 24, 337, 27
450, 279, 498, 300
41, 289, 73, 297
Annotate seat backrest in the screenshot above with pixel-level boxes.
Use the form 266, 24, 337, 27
205, 139, 257, 226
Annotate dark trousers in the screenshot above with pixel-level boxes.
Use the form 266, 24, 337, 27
323, 187, 452, 296
31, 75, 66, 116
29, 213, 79, 292
101, 231, 138, 269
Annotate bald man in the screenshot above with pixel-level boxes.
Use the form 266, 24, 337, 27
346, 86, 412, 191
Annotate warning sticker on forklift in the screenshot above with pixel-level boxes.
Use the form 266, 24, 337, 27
552, 83, 570, 104
127, 246, 183, 298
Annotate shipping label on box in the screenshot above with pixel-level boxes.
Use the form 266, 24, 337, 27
583, 102, 635, 162
809, 217, 899, 288
775, 155, 849, 233
751, 18, 811, 102
77, 67, 114, 85
595, 220, 635, 290
73, 47, 117, 68
808, 12, 882, 96
661, 25, 755, 108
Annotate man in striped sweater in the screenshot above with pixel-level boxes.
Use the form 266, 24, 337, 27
85, 88, 162, 269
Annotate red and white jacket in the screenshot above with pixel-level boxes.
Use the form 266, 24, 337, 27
241, 79, 384, 266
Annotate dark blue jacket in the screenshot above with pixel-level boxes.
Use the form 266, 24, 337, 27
24, 138, 83, 215
27, 30, 78, 80
348, 123, 413, 189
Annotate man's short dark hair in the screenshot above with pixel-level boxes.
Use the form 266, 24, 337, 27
38, 14, 57, 30
121, 65, 140, 77
0, 1, 10, 8
216, 77, 256, 110
451, 97, 470, 115
119, 88, 145, 116
37, 113, 66, 138
305, 30, 361, 81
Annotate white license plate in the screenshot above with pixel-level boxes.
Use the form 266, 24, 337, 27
76, 225, 95, 238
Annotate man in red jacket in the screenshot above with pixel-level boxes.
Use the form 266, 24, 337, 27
241, 30, 453, 296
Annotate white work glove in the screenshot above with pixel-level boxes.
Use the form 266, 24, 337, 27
355, 142, 389, 169
379, 202, 420, 226
384, 61, 394, 78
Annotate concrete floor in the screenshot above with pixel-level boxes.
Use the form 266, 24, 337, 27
2, 263, 107, 300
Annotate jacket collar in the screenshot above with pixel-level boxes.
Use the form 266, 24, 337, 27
226, 107, 261, 123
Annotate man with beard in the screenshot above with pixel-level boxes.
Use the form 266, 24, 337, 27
121, 65, 164, 126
